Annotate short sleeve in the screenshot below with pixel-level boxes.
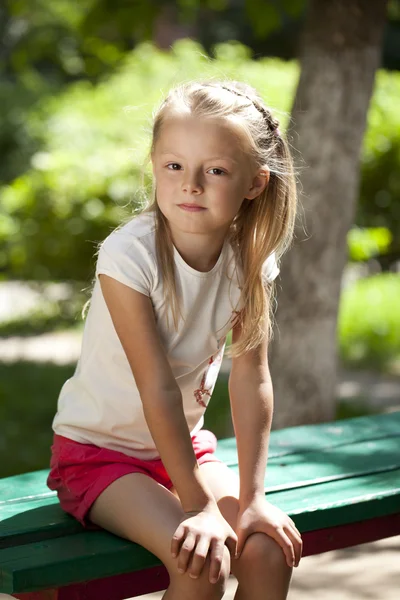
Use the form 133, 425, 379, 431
95, 233, 155, 297
262, 252, 280, 283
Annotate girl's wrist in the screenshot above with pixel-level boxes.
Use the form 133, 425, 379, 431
239, 489, 265, 508
184, 499, 219, 515
179, 479, 218, 514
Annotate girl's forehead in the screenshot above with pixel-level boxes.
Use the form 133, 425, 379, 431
155, 115, 248, 158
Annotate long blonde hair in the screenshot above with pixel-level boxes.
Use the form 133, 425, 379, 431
138, 79, 298, 358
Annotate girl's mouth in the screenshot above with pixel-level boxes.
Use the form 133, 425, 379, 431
178, 204, 206, 212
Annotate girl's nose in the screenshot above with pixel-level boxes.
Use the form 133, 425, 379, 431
182, 176, 203, 194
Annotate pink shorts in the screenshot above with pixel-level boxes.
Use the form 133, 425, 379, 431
47, 430, 221, 527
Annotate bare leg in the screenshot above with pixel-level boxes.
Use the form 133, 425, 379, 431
88, 473, 229, 600
171, 462, 293, 600
232, 532, 293, 600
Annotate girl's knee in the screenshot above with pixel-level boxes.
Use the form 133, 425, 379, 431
168, 546, 230, 599
237, 532, 287, 571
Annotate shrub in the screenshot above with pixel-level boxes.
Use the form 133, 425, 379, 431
338, 273, 400, 370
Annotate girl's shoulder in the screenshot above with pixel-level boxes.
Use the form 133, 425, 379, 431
100, 211, 157, 256
109, 211, 156, 242
95, 212, 158, 295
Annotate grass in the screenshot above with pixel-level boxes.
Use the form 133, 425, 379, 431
0, 361, 76, 478
338, 273, 400, 372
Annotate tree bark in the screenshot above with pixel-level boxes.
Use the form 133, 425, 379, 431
270, 0, 388, 428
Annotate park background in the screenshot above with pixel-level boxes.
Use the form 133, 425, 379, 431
0, 1, 399, 598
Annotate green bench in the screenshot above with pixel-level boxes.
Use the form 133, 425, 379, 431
1, 412, 399, 599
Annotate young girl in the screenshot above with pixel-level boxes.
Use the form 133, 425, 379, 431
47, 79, 302, 600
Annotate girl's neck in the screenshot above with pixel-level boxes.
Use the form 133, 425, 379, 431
170, 229, 227, 273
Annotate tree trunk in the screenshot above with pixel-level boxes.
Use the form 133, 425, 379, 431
269, 0, 388, 428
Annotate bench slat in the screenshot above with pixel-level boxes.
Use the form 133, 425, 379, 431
216, 412, 400, 464
2, 433, 398, 519
1, 468, 399, 594
1, 413, 399, 594
0, 531, 159, 594
1, 414, 399, 549
0, 503, 80, 550
2, 413, 399, 503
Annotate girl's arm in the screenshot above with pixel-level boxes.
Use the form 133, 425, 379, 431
228, 317, 303, 567
228, 318, 273, 506
99, 274, 215, 512
100, 274, 238, 582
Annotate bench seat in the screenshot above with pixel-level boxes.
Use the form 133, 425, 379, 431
1, 412, 399, 599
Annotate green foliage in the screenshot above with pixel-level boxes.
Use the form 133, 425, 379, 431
335, 400, 378, 421
4, 0, 302, 83
0, 77, 55, 185
338, 274, 400, 370
1, 39, 400, 281
358, 70, 400, 257
6, 0, 147, 80
245, 1, 281, 38
347, 227, 392, 262
280, 0, 305, 19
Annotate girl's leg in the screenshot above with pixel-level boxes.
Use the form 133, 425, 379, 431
172, 462, 293, 600
87, 472, 230, 600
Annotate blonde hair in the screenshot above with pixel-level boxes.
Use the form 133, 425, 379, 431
84, 79, 297, 358
139, 79, 297, 358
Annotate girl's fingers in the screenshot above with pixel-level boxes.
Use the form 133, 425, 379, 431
225, 530, 238, 558
274, 527, 296, 568
177, 532, 197, 573
171, 524, 186, 558
208, 539, 225, 583
188, 537, 211, 579
286, 524, 303, 566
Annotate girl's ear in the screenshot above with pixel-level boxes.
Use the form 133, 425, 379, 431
245, 169, 270, 200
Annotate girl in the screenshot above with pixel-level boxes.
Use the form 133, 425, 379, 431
47, 79, 302, 600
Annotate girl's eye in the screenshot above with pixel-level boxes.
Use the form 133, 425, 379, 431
165, 164, 226, 175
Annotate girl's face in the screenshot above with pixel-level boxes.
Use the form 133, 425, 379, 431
151, 115, 268, 239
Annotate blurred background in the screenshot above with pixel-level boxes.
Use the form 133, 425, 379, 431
0, 0, 399, 480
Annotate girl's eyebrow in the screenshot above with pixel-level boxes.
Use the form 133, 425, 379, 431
159, 152, 239, 164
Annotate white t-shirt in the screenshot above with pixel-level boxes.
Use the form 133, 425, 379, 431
52, 212, 280, 459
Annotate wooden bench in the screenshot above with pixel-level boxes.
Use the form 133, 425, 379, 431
1, 412, 399, 599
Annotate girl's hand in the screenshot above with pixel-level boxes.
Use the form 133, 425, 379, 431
236, 496, 303, 568
171, 504, 238, 584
